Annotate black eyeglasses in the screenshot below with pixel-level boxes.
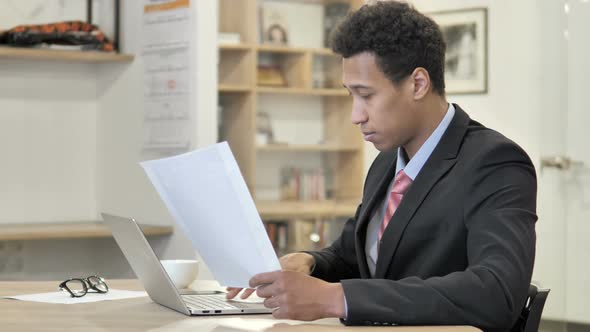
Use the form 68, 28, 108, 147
58, 275, 109, 298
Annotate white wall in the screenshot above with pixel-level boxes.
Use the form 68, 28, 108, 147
0, 1, 86, 31
0, 64, 98, 224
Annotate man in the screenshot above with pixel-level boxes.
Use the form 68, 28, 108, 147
227, 2, 537, 330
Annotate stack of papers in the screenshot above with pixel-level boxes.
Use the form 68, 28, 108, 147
4, 289, 147, 304
141, 142, 281, 288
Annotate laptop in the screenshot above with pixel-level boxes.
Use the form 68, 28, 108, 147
102, 213, 272, 316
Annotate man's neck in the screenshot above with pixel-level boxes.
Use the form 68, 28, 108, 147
404, 98, 449, 160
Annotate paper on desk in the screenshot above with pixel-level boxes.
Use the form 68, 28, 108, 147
190, 280, 264, 303
140, 142, 281, 288
4, 289, 147, 304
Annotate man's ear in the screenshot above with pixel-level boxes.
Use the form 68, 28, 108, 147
411, 67, 431, 100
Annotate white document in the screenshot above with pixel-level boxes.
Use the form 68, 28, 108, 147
140, 142, 281, 288
4, 289, 147, 304
142, 0, 194, 155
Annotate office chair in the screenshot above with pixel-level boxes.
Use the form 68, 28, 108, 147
511, 284, 550, 332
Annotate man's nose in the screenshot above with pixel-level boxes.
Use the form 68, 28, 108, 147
351, 100, 368, 125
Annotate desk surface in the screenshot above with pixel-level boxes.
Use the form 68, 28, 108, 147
0, 280, 480, 332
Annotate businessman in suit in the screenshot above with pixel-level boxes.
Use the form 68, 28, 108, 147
227, 2, 537, 330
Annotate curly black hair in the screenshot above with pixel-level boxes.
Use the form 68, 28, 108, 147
331, 1, 446, 95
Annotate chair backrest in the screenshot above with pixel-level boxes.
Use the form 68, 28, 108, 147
512, 284, 551, 332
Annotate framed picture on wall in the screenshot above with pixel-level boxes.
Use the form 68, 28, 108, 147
429, 8, 488, 94
259, 2, 290, 45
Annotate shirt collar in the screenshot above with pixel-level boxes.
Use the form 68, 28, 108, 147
396, 103, 455, 180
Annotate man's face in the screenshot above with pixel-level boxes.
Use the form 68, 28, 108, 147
342, 52, 417, 151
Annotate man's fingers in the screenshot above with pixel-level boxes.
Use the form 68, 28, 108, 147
249, 270, 281, 288
240, 288, 256, 299
225, 287, 242, 299
256, 282, 278, 298
263, 294, 282, 309
272, 307, 288, 319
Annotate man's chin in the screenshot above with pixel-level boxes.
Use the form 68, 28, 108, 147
372, 142, 396, 152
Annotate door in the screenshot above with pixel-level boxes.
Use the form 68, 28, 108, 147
534, 0, 590, 324
562, 0, 590, 324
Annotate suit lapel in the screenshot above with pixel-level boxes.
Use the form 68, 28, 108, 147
354, 150, 396, 278
374, 105, 470, 278
355, 152, 397, 234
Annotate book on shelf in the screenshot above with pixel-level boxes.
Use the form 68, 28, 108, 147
256, 112, 275, 145
257, 65, 287, 87
218, 32, 242, 45
264, 221, 289, 252
277, 223, 288, 251
280, 167, 327, 201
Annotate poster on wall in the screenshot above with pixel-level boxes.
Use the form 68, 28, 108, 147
142, 0, 194, 157
429, 8, 488, 94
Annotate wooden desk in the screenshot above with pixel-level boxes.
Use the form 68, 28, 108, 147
0, 280, 480, 332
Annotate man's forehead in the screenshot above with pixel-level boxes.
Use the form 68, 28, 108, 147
342, 54, 386, 88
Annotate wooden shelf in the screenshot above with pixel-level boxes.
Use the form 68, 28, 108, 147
257, 45, 308, 55
256, 87, 349, 96
0, 221, 173, 241
0, 47, 134, 63
218, 84, 253, 93
256, 44, 336, 57
219, 44, 254, 51
310, 48, 338, 56
257, 200, 358, 219
257, 143, 357, 152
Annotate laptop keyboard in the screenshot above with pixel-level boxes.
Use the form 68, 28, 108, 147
183, 294, 247, 310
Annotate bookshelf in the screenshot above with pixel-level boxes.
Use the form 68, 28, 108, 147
218, 0, 364, 251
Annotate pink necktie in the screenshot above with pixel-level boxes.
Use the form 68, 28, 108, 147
379, 170, 413, 242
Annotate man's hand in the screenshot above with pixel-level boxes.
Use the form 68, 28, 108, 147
226, 253, 316, 300
251, 270, 345, 321
279, 252, 315, 274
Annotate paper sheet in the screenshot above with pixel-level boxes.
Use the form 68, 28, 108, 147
189, 280, 264, 303
140, 142, 281, 288
4, 289, 147, 304
146, 318, 307, 332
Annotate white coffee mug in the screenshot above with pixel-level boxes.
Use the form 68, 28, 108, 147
160, 259, 199, 289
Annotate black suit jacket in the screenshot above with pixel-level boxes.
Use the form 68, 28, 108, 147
308, 105, 537, 331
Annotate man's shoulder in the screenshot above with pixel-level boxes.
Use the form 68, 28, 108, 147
462, 119, 533, 165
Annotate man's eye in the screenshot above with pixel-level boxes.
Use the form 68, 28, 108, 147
360, 94, 373, 99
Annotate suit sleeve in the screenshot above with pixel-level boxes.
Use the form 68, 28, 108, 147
340, 142, 537, 330
302, 150, 392, 282
304, 203, 362, 282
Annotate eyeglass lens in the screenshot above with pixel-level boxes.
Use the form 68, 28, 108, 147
87, 276, 108, 293
63, 279, 87, 297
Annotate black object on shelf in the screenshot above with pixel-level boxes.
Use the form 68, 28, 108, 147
87, 0, 120, 52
